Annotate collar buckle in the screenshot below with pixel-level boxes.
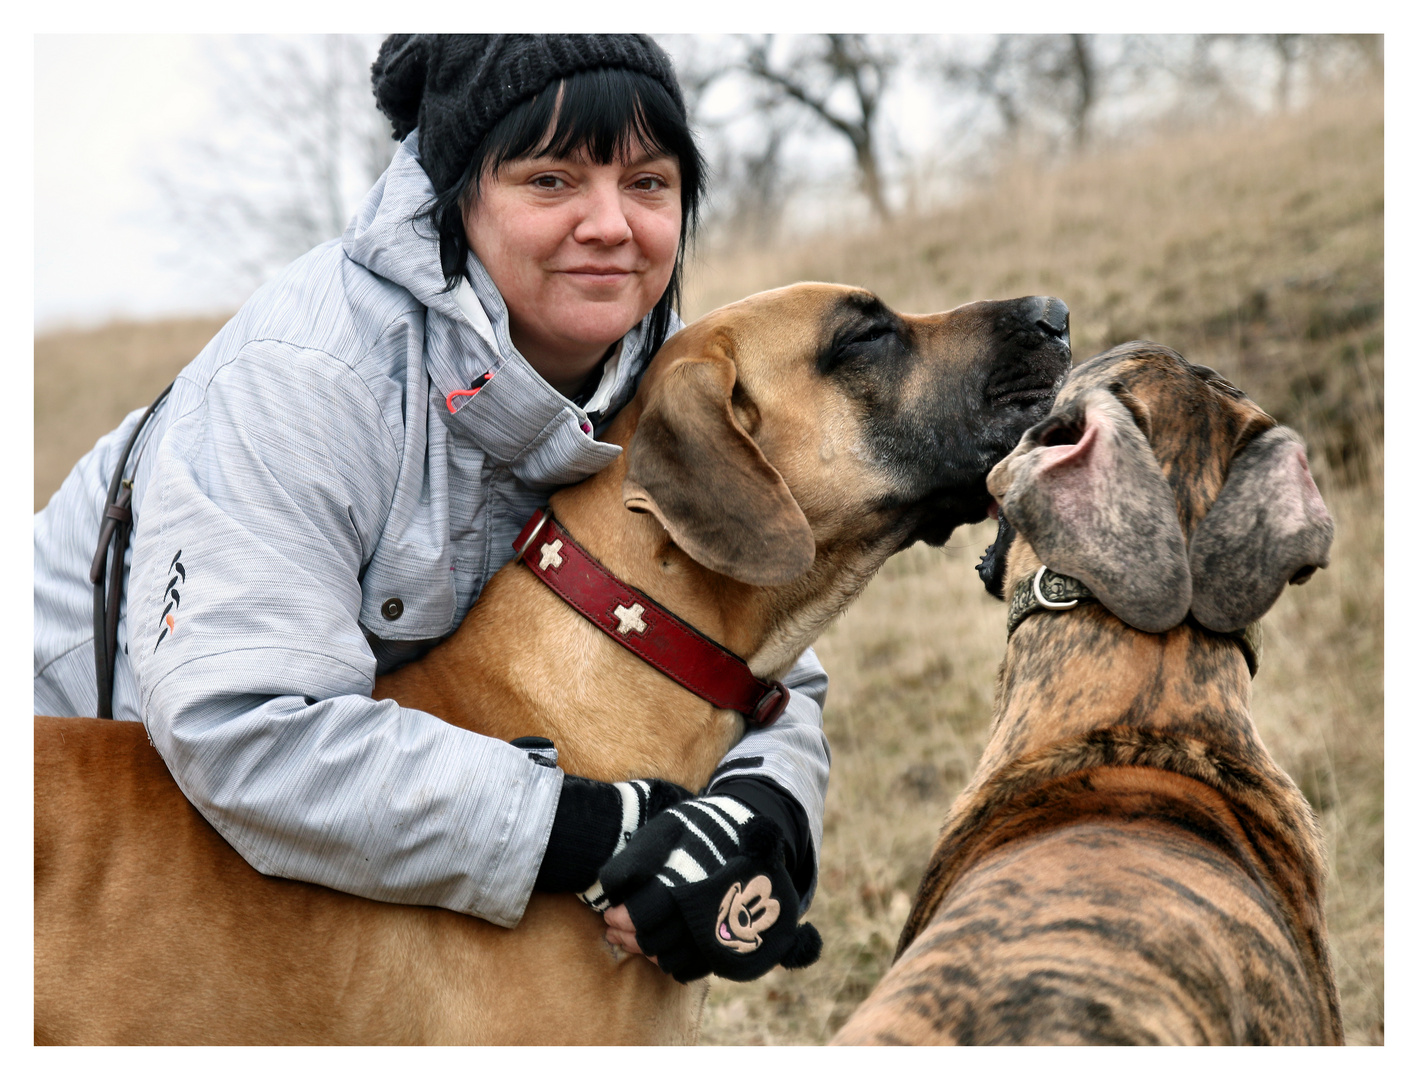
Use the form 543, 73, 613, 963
1033, 565, 1080, 611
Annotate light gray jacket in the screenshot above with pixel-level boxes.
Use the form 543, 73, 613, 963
33, 133, 830, 927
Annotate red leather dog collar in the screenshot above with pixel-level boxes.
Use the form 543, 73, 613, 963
512, 509, 789, 727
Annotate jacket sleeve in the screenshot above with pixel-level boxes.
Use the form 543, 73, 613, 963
705, 647, 830, 906
128, 343, 561, 928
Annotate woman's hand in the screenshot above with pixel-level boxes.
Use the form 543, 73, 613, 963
603, 904, 652, 959
594, 794, 822, 983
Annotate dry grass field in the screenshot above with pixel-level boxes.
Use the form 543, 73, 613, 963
34, 315, 228, 511
34, 90, 1382, 1045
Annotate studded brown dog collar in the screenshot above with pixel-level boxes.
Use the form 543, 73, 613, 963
512, 509, 789, 727
1007, 566, 1263, 678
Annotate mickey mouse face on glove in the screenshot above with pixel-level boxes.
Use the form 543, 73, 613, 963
715, 875, 781, 953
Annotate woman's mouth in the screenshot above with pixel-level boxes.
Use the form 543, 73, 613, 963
561, 266, 634, 283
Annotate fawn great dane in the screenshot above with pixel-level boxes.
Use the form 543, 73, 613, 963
833, 342, 1341, 1045
35, 283, 1071, 1044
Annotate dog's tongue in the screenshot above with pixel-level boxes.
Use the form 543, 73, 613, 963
986, 500, 1000, 520
975, 508, 1015, 601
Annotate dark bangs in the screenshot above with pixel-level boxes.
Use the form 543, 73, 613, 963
426, 66, 705, 361
480, 67, 701, 194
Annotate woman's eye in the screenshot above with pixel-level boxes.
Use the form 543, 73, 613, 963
632, 176, 667, 191
531, 175, 566, 190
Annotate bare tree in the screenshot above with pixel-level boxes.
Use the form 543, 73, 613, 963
669, 31, 1382, 249
1153, 34, 1248, 116
938, 35, 1117, 154
740, 34, 899, 221
1061, 35, 1097, 149
151, 34, 396, 300
1188, 34, 1384, 117
1263, 34, 1304, 112
661, 34, 799, 244
715, 106, 798, 244
1266, 34, 1384, 108
940, 36, 1027, 146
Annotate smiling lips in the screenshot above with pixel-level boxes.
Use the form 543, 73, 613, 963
559, 265, 637, 283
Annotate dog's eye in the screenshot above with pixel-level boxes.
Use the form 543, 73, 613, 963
819, 319, 900, 376
852, 325, 893, 347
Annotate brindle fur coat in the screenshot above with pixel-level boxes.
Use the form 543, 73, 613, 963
833, 343, 1342, 1045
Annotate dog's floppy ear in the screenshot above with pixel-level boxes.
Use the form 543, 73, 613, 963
623, 347, 815, 585
989, 387, 1191, 632
1188, 426, 1333, 632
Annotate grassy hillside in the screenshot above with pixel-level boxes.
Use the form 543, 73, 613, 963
34, 315, 229, 511
33, 90, 1382, 1045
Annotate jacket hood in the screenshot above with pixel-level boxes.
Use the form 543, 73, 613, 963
342, 131, 673, 486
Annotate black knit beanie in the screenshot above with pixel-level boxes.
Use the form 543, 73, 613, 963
370, 34, 689, 195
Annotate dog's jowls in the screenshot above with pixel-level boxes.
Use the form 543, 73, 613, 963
833, 341, 1341, 1046
35, 284, 1070, 1045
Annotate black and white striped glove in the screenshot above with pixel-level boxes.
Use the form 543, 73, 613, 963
525, 736, 691, 896
595, 793, 823, 983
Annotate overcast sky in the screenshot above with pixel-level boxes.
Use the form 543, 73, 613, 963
35, 35, 222, 330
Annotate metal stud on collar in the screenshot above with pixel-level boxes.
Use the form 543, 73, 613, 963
514, 509, 551, 563
1033, 565, 1080, 611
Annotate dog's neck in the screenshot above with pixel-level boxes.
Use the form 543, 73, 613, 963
371, 485, 744, 788
974, 543, 1258, 782
373, 437, 813, 790
374, 403, 909, 788
549, 466, 768, 662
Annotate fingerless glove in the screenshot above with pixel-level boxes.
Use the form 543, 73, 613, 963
597, 793, 822, 982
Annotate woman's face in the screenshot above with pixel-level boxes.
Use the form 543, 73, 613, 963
464, 142, 682, 396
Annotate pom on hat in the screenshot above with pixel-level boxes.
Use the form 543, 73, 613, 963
370, 34, 430, 141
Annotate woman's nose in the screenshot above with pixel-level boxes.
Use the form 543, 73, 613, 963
573, 182, 632, 246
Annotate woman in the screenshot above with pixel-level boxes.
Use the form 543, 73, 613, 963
33, 34, 828, 983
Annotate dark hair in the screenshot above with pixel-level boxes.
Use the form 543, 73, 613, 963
421, 66, 705, 359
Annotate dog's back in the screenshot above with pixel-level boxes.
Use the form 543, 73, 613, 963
836, 763, 1336, 1044
35, 716, 411, 1045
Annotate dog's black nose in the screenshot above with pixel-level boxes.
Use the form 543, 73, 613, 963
1025, 296, 1070, 340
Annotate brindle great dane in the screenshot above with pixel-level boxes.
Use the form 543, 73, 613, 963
833, 342, 1341, 1045
34, 283, 1071, 1045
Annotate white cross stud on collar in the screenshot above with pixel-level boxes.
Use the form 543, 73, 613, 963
613, 602, 648, 636
539, 540, 564, 571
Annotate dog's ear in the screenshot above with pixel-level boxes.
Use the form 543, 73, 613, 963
623, 347, 815, 585
989, 387, 1191, 632
1188, 426, 1333, 632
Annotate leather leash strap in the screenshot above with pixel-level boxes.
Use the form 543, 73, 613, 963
512, 509, 789, 727
89, 381, 174, 719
